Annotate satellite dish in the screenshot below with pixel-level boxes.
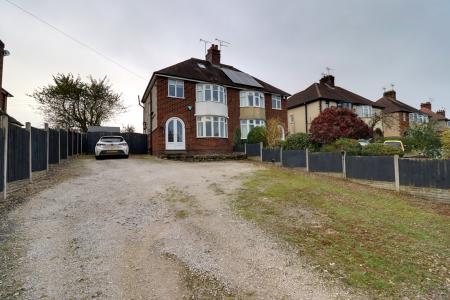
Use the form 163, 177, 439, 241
3, 50, 10, 56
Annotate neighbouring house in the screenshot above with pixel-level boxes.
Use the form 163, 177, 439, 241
287, 75, 384, 135
419, 102, 449, 131
0, 39, 22, 126
141, 44, 289, 155
375, 89, 428, 137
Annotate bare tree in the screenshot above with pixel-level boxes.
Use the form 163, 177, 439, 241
369, 111, 394, 131
31, 73, 126, 132
122, 124, 136, 133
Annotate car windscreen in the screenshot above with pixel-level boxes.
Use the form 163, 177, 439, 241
384, 142, 401, 148
100, 137, 124, 143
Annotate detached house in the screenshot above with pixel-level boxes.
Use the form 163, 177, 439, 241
142, 44, 289, 155
287, 75, 384, 134
375, 90, 428, 137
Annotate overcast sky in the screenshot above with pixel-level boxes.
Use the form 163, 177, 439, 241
1, 0, 449, 132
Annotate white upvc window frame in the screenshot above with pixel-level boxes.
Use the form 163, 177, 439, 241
409, 113, 428, 124
196, 84, 227, 104
240, 119, 266, 139
356, 105, 373, 118
272, 95, 282, 110
168, 79, 184, 98
196, 116, 228, 138
240, 91, 265, 108
289, 114, 294, 124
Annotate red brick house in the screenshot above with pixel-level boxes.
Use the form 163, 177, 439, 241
141, 44, 289, 155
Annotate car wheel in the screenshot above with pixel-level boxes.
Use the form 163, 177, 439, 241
124, 155, 129, 159
95, 156, 100, 160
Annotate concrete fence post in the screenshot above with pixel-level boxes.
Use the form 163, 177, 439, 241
260, 142, 263, 161
1, 115, 8, 200
342, 151, 347, 178
57, 127, 61, 164
280, 145, 283, 165
66, 129, 69, 158
244, 143, 247, 154
394, 155, 400, 192
25, 122, 32, 183
45, 123, 49, 172
306, 148, 310, 172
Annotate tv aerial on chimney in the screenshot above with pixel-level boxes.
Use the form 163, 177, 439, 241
199, 39, 212, 55
390, 83, 395, 91
3, 49, 10, 56
214, 38, 231, 50
324, 67, 334, 76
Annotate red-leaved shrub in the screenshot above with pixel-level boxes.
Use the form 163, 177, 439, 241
310, 107, 372, 144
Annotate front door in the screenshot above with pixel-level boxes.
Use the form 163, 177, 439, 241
165, 117, 185, 150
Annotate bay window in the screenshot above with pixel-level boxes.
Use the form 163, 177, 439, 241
168, 79, 184, 98
197, 116, 228, 138
240, 119, 265, 139
272, 95, 281, 110
240, 91, 265, 108
196, 84, 227, 104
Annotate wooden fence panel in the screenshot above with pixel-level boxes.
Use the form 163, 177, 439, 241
282, 150, 306, 168
262, 148, 281, 162
49, 129, 59, 164
399, 159, 450, 189
31, 127, 47, 172
234, 144, 245, 153
347, 156, 395, 182
7, 124, 30, 182
60, 130, 67, 159
246, 143, 261, 156
309, 152, 342, 173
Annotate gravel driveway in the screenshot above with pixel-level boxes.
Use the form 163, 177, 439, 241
1, 157, 357, 299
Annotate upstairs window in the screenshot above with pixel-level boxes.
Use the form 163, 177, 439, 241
272, 95, 281, 110
337, 102, 352, 110
168, 79, 184, 98
240, 91, 265, 108
196, 84, 227, 104
356, 105, 373, 118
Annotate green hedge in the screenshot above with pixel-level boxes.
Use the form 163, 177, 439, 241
247, 126, 267, 145
361, 143, 404, 156
320, 138, 361, 155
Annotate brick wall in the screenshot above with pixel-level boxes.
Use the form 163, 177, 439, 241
265, 94, 288, 133
152, 77, 239, 155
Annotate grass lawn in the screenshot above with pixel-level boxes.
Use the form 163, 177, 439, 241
235, 167, 450, 298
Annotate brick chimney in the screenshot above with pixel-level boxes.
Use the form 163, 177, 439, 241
0, 40, 4, 90
436, 109, 446, 118
206, 44, 221, 65
319, 75, 335, 87
383, 89, 396, 100
420, 102, 432, 110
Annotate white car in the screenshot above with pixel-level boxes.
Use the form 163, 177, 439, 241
95, 136, 129, 159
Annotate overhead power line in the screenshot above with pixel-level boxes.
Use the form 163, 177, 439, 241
3, 0, 147, 81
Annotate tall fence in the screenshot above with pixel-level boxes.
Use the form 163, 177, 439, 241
259, 147, 450, 191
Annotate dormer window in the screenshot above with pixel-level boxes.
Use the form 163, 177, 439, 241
196, 84, 227, 104
168, 79, 184, 98
240, 91, 265, 108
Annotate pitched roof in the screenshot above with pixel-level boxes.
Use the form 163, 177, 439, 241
0, 112, 23, 126
375, 96, 421, 114
146, 58, 289, 99
1, 88, 13, 97
420, 107, 449, 121
287, 82, 381, 109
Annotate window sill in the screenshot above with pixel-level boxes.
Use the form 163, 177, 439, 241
168, 96, 185, 99
196, 136, 229, 139
272, 107, 282, 110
